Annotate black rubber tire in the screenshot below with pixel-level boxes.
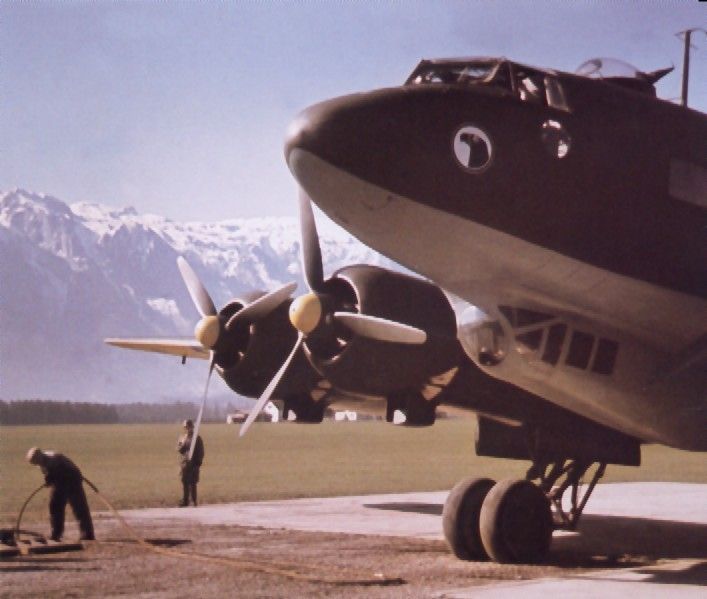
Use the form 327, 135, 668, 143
442, 477, 495, 561
479, 479, 553, 564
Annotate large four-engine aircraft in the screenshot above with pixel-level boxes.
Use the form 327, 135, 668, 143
108, 53, 705, 565
273, 54, 706, 562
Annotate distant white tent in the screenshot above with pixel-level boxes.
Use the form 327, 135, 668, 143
334, 410, 358, 422
264, 401, 279, 423
226, 401, 279, 424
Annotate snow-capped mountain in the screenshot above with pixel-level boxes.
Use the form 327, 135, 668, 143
0, 188, 393, 403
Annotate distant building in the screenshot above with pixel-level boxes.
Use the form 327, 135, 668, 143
226, 411, 270, 424
226, 401, 279, 424
334, 410, 358, 422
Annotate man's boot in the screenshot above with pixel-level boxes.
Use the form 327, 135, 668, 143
179, 483, 189, 507
190, 484, 197, 507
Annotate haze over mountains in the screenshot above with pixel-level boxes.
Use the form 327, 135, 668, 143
0, 188, 392, 404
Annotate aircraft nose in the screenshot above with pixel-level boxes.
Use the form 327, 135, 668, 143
283, 87, 472, 221
284, 95, 355, 166
283, 108, 312, 165
284, 89, 410, 197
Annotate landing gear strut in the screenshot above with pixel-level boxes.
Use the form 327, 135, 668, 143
528, 459, 607, 530
443, 459, 607, 563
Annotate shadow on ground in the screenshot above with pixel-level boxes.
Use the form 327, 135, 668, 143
365, 501, 707, 570
365, 502, 442, 516
0, 555, 95, 573
99, 537, 192, 547
554, 514, 707, 560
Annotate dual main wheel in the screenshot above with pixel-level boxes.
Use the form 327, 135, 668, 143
443, 477, 553, 563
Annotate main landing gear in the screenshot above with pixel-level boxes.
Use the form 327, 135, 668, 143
442, 459, 607, 563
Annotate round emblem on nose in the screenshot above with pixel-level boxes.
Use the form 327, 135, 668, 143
453, 125, 492, 172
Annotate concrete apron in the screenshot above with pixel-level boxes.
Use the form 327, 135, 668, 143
123, 483, 707, 596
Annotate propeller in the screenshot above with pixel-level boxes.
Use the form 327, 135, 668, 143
331, 312, 427, 344
294, 190, 427, 343
189, 354, 215, 460
175, 255, 296, 442
238, 192, 427, 436
239, 333, 304, 437
177, 256, 217, 317
299, 190, 325, 292
225, 282, 297, 331
178, 256, 297, 352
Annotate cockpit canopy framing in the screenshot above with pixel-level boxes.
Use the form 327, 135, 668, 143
405, 57, 570, 112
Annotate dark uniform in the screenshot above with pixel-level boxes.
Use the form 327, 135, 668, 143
27, 449, 95, 541
177, 420, 204, 507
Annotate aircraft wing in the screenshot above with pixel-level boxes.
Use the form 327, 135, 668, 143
104, 338, 210, 360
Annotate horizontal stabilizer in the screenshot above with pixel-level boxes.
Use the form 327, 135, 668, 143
104, 338, 209, 360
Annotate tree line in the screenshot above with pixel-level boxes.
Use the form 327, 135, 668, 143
0, 400, 241, 425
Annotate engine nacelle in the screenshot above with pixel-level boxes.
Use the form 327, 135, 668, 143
386, 390, 437, 427
280, 393, 327, 423
219, 294, 320, 398
302, 265, 463, 396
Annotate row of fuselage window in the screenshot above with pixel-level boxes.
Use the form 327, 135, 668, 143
499, 306, 619, 375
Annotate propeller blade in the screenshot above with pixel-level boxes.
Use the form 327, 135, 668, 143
333, 312, 428, 344
225, 282, 297, 331
240, 333, 304, 437
177, 256, 217, 317
298, 191, 324, 292
189, 353, 215, 460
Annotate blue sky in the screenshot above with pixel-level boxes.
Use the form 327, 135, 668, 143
2, 1, 705, 221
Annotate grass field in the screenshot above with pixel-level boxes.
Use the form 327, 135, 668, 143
2, 420, 705, 528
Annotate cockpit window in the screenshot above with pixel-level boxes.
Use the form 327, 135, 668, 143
544, 76, 570, 111
576, 58, 642, 79
513, 66, 546, 104
406, 60, 501, 86
575, 57, 670, 97
512, 66, 570, 112
406, 58, 571, 112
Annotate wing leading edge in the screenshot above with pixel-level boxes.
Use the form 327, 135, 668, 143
104, 338, 210, 360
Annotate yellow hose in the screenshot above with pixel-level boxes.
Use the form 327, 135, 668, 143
15, 483, 47, 541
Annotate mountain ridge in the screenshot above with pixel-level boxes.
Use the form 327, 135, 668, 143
0, 188, 392, 403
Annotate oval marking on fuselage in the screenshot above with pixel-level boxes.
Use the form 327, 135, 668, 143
452, 125, 493, 173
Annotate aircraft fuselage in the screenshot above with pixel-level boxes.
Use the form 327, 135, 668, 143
286, 58, 707, 450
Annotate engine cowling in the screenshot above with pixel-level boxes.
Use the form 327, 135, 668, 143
280, 393, 327, 423
386, 389, 438, 426
219, 293, 320, 398
301, 265, 463, 396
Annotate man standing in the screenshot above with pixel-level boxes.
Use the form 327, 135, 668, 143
176, 419, 204, 507
26, 447, 95, 541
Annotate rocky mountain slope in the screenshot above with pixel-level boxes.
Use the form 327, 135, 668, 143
0, 189, 391, 403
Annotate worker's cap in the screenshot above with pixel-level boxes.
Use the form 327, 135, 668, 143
183, 419, 194, 429
26, 447, 43, 464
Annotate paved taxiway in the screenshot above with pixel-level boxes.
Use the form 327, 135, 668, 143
125, 483, 706, 597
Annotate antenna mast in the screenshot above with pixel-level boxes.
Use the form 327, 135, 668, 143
676, 28, 705, 107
